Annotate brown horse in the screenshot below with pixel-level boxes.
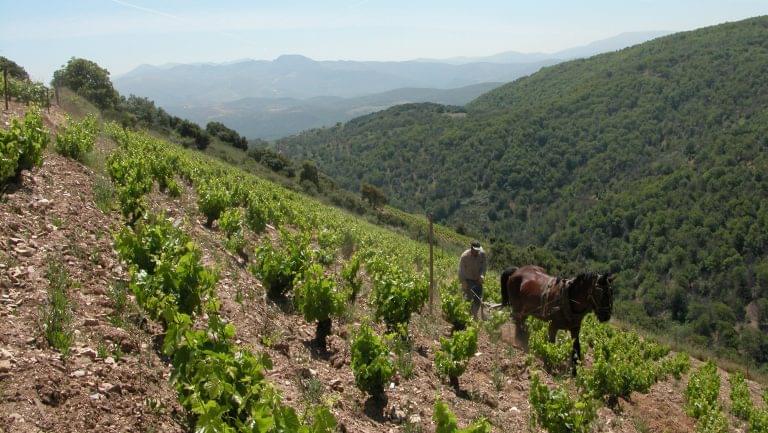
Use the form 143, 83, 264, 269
500, 265, 614, 373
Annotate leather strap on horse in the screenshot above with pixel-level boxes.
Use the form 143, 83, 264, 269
559, 279, 574, 326
539, 278, 556, 316
539, 277, 574, 326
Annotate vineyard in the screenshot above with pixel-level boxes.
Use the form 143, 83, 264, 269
2, 100, 768, 432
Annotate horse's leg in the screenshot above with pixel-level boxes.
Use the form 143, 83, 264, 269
513, 314, 528, 351
570, 327, 581, 376
547, 323, 557, 343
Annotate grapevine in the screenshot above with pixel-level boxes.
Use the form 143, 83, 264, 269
350, 323, 394, 397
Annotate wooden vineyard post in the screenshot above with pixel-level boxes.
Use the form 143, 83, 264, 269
428, 213, 436, 314
3, 68, 8, 111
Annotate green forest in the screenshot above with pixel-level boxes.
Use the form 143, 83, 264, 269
277, 17, 768, 370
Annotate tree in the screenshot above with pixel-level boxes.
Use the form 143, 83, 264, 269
176, 119, 211, 150
0, 57, 29, 80
248, 146, 295, 176
361, 183, 387, 209
52, 58, 119, 109
206, 121, 248, 150
300, 160, 320, 188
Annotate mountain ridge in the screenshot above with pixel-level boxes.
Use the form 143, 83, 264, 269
414, 30, 670, 64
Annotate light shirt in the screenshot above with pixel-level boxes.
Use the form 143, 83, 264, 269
458, 248, 486, 282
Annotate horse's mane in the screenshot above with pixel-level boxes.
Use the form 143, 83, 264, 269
569, 272, 597, 294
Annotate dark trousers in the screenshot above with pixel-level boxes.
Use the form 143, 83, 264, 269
463, 280, 483, 319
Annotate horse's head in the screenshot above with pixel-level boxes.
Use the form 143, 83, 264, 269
570, 272, 615, 322
592, 273, 615, 322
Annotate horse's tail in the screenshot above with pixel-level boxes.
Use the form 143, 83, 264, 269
500, 267, 518, 307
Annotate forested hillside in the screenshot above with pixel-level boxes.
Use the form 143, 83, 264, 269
277, 16, 768, 370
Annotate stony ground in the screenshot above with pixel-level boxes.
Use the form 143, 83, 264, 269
1, 102, 765, 433
1, 110, 184, 432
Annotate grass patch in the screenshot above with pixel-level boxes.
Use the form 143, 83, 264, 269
390, 335, 415, 380
491, 362, 504, 392
93, 175, 115, 213
40, 260, 74, 357
108, 280, 129, 326
297, 374, 324, 407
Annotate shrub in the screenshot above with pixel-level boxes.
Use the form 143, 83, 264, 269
696, 410, 728, 433
251, 242, 292, 299
660, 352, 691, 380
245, 193, 267, 233
371, 264, 428, 333
106, 146, 153, 223
196, 181, 230, 227
218, 207, 246, 255
435, 326, 477, 386
150, 152, 180, 196
350, 323, 393, 397
529, 374, 596, 433
0, 125, 20, 184
115, 215, 217, 320
685, 362, 721, 420
441, 288, 472, 331
17, 108, 50, 172
750, 408, 768, 433
0, 108, 49, 186
729, 372, 751, 420
315, 228, 338, 265
294, 263, 344, 346
433, 400, 491, 433
577, 315, 682, 404
250, 231, 311, 299
341, 253, 362, 302
526, 316, 572, 372
55, 114, 99, 161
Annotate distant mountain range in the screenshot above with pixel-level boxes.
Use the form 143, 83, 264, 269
414, 31, 670, 64
114, 56, 555, 106
113, 31, 669, 138
167, 83, 501, 139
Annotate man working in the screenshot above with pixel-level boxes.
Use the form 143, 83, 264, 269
458, 240, 486, 320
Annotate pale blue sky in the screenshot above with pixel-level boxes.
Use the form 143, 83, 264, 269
1, 0, 766, 81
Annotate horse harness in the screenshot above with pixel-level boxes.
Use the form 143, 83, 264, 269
537, 276, 574, 324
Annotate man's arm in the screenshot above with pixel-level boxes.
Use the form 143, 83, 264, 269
458, 254, 468, 288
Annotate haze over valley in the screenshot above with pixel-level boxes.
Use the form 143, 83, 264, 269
113, 32, 668, 138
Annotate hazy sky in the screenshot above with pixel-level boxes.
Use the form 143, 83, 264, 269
1, 0, 766, 81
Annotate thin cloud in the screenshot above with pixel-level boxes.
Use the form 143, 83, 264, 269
106, 0, 185, 22
105, 0, 264, 49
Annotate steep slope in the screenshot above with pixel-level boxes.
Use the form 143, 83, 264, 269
4, 93, 768, 433
277, 16, 768, 369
